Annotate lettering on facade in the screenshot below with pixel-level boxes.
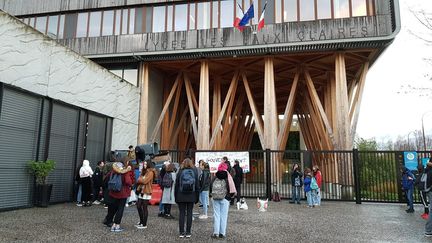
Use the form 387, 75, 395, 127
137, 19, 378, 53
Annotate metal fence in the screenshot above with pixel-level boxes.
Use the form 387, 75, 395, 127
162, 149, 432, 204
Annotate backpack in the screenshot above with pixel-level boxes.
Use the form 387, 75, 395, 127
310, 177, 319, 190
420, 172, 432, 192
161, 172, 174, 188
212, 178, 227, 200
179, 168, 196, 192
107, 173, 122, 192
402, 171, 415, 191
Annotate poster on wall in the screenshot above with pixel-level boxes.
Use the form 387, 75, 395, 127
195, 151, 250, 173
403, 151, 418, 171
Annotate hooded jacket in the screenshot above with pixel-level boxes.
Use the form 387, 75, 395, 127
79, 160, 94, 178
109, 162, 133, 199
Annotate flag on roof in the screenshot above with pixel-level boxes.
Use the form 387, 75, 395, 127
257, 1, 268, 31
234, 2, 254, 31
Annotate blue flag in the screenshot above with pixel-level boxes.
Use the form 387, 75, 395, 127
239, 3, 254, 27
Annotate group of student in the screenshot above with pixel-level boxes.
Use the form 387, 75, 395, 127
290, 163, 322, 207
98, 155, 239, 239
401, 158, 432, 237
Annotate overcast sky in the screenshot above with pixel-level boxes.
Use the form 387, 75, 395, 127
356, 0, 432, 140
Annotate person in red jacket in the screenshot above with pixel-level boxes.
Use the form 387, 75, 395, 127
103, 159, 133, 232
312, 165, 322, 206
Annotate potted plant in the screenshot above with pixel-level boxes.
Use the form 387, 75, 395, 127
28, 160, 56, 207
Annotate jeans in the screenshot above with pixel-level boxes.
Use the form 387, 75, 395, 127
136, 199, 149, 226
313, 188, 320, 206
76, 184, 82, 202
213, 199, 229, 236
178, 202, 194, 234
291, 186, 301, 203
426, 192, 432, 233
306, 191, 313, 206
406, 187, 414, 210
105, 198, 127, 224
200, 191, 209, 216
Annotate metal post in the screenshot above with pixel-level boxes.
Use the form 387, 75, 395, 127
265, 149, 272, 200
422, 117, 427, 151
352, 149, 361, 204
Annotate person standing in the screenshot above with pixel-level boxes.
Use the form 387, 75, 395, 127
232, 160, 243, 204
161, 162, 177, 219
135, 160, 156, 229
175, 158, 200, 238
79, 160, 94, 207
75, 165, 83, 207
103, 159, 133, 232
199, 162, 211, 219
402, 167, 415, 213
290, 163, 303, 204
415, 165, 429, 219
211, 162, 236, 239
312, 165, 322, 206
93, 161, 104, 205
304, 168, 313, 208
424, 160, 432, 237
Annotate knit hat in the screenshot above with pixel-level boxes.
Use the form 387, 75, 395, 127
218, 162, 228, 171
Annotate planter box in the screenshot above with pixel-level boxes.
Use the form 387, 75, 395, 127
34, 184, 53, 207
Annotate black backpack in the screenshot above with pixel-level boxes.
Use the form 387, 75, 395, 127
179, 168, 196, 192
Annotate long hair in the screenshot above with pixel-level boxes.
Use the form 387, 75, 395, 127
181, 158, 194, 169
292, 163, 300, 172
165, 163, 175, 172
141, 160, 154, 176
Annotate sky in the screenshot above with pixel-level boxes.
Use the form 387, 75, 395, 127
356, 0, 432, 141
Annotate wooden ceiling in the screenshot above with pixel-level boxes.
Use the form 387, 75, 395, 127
149, 50, 374, 114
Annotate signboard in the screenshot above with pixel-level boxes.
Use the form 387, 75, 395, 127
422, 158, 430, 168
195, 151, 250, 173
403, 152, 418, 171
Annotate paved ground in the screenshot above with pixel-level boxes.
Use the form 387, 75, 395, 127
0, 200, 429, 243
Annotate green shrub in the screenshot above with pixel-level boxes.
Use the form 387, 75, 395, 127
28, 160, 56, 185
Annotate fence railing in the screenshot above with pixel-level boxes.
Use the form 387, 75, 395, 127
161, 149, 431, 204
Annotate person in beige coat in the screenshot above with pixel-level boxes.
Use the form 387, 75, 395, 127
135, 161, 156, 229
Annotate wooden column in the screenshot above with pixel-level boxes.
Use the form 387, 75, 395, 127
138, 62, 149, 144
349, 62, 369, 146
197, 61, 210, 149
334, 53, 350, 150
264, 57, 278, 150
277, 72, 299, 150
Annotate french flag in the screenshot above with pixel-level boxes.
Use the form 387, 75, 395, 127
234, 3, 254, 31
233, 3, 245, 31
257, 1, 268, 31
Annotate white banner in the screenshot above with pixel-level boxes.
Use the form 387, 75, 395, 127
195, 151, 250, 173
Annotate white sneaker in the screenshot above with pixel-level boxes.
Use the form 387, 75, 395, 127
93, 200, 101, 205
198, 215, 208, 219
134, 223, 147, 229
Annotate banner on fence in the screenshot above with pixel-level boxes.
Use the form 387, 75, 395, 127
195, 151, 250, 173
404, 151, 418, 171
422, 157, 430, 168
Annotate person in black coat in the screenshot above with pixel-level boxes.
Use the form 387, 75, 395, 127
93, 161, 105, 204
290, 163, 303, 204
174, 158, 200, 238
232, 160, 243, 204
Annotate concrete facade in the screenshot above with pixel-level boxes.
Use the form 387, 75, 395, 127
0, 10, 140, 150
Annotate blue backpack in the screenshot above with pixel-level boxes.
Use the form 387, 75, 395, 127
108, 173, 122, 192
179, 169, 196, 192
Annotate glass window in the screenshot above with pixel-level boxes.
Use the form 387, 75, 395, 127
47, 15, 58, 38
114, 10, 121, 35
123, 69, 138, 86
317, 0, 332, 19
334, 0, 350, 18
35, 16, 47, 34
152, 6, 166, 32
58, 15, 65, 39
88, 11, 102, 37
121, 9, 128, 34
167, 6, 173, 31
76, 13, 88, 37
300, 0, 315, 21
189, 4, 196, 30
283, 0, 297, 22
175, 4, 188, 31
64, 14, 76, 39
135, 8, 143, 34
129, 8, 135, 34
29, 17, 35, 27
275, 0, 282, 23
212, 1, 219, 28
102, 10, 114, 36
197, 2, 210, 30
352, 0, 367, 16
220, 0, 234, 28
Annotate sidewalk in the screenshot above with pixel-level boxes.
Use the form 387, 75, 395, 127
0, 200, 428, 242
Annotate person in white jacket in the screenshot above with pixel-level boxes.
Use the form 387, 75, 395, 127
79, 160, 94, 206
